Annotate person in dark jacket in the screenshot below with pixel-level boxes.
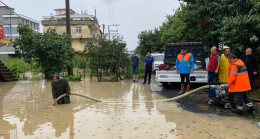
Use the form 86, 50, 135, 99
240, 48, 258, 92
143, 52, 154, 84
131, 52, 140, 82
51, 75, 71, 104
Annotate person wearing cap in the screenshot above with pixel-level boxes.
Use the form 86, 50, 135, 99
51, 75, 71, 104
131, 52, 140, 82
176, 47, 195, 95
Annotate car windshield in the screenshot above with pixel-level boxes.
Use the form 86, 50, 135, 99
153, 55, 164, 61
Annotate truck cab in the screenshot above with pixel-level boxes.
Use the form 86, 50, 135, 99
155, 42, 208, 87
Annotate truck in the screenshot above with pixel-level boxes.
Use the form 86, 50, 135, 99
155, 42, 208, 87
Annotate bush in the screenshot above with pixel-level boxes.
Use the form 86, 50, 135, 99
73, 56, 86, 69
109, 74, 119, 82
1, 58, 30, 78
65, 75, 82, 82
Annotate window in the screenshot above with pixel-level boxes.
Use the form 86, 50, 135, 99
54, 27, 60, 34
4, 27, 9, 37
76, 27, 82, 34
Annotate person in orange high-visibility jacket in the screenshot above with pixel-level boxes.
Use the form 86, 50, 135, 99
176, 46, 194, 95
227, 54, 255, 115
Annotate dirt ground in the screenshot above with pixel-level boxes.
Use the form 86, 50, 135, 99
156, 83, 260, 122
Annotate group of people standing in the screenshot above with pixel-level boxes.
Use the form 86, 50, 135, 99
131, 52, 154, 84
177, 46, 258, 115
52, 47, 258, 115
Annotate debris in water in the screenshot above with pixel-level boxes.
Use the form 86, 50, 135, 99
169, 129, 175, 133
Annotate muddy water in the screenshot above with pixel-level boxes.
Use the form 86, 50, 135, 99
0, 80, 259, 139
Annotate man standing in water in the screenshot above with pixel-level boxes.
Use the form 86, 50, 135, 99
131, 52, 140, 82
51, 75, 71, 104
143, 52, 154, 84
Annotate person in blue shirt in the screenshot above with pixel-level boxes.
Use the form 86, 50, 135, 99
176, 47, 195, 95
131, 53, 140, 82
143, 52, 154, 84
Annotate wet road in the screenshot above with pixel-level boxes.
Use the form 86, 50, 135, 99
0, 80, 259, 139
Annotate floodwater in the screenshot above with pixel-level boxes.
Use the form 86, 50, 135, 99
0, 80, 259, 139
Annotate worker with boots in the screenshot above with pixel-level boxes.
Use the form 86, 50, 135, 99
227, 54, 255, 115
176, 47, 195, 95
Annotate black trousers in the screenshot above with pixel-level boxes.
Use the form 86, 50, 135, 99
144, 67, 152, 83
248, 71, 254, 91
180, 74, 190, 84
234, 92, 253, 111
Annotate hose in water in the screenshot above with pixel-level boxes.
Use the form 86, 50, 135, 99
52, 85, 210, 106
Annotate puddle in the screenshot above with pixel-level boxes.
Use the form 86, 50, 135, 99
0, 80, 259, 138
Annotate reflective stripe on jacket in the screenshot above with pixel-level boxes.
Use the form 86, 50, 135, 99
219, 54, 230, 83
176, 52, 195, 74
228, 59, 251, 93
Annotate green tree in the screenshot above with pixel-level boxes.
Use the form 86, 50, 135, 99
85, 35, 130, 82
136, 27, 164, 57
13, 24, 75, 79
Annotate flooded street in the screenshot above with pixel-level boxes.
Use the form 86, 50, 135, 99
0, 80, 259, 139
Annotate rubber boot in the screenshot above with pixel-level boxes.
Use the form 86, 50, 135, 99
231, 108, 243, 115
247, 106, 255, 114
186, 85, 190, 93
178, 84, 185, 95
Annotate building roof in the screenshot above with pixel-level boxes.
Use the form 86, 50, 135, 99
0, 1, 19, 16
42, 8, 96, 22
2, 14, 40, 24
1, 1, 40, 24
0, 45, 15, 54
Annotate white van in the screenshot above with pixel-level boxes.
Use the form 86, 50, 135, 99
151, 53, 165, 72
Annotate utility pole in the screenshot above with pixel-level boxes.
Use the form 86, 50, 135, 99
9, 7, 12, 40
66, 0, 73, 76
108, 24, 119, 41
102, 24, 105, 34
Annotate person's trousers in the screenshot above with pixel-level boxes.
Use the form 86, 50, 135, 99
57, 95, 71, 104
248, 71, 254, 91
144, 67, 152, 83
180, 74, 190, 84
132, 66, 139, 75
234, 92, 254, 111
208, 72, 218, 85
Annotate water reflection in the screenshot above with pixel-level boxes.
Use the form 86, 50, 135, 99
0, 82, 17, 138
0, 80, 259, 139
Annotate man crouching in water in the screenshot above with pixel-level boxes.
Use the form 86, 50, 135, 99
52, 75, 71, 104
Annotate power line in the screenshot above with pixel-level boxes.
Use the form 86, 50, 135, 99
106, 0, 116, 24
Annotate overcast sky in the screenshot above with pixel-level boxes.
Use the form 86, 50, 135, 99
3, 0, 180, 51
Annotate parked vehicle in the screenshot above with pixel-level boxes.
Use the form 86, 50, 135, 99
151, 52, 165, 73
155, 42, 208, 87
